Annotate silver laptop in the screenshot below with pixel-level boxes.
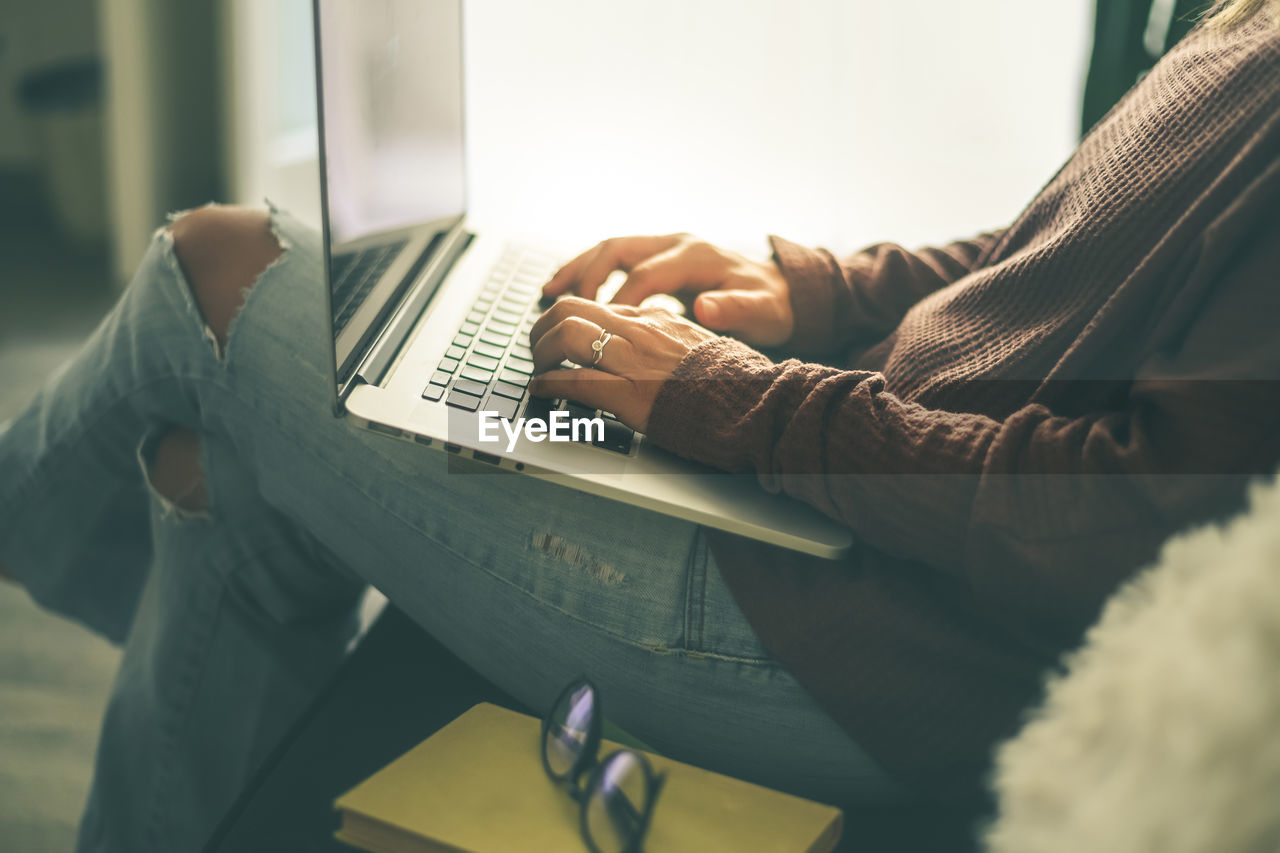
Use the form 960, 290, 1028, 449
313, 0, 851, 558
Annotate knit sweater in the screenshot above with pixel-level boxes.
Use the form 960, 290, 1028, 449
645, 16, 1280, 803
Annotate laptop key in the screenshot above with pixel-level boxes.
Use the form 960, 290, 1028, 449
468, 354, 500, 372
524, 394, 554, 422
484, 395, 520, 421
460, 365, 494, 383
466, 310, 486, 325
491, 381, 525, 401
505, 356, 535, 375
499, 369, 530, 387
459, 322, 480, 336
445, 345, 466, 361
422, 384, 445, 402
445, 389, 481, 411
437, 358, 459, 374
429, 370, 451, 387
472, 341, 506, 360
452, 378, 488, 398
487, 320, 517, 336
491, 309, 522, 326
510, 344, 533, 362
593, 418, 635, 454
452, 333, 473, 348
480, 330, 511, 347
564, 402, 597, 423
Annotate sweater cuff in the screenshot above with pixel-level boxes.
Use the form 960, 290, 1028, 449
645, 337, 777, 470
769, 235, 841, 354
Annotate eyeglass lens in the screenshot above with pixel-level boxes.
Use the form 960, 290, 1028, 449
585, 751, 650, 853
545, 682, 596, 779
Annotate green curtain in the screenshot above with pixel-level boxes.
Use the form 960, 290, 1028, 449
1081, 0, 1210, 135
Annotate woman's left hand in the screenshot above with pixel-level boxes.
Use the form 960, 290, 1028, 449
528, 296, 720, 432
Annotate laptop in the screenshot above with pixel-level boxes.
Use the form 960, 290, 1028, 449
312, 0, 852, 558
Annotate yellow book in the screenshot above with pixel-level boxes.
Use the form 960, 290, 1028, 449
335, 702, 843, 853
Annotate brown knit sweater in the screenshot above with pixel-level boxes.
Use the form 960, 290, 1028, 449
645, 17, 1280, 803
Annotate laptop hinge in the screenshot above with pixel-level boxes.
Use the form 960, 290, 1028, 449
350, 224, 474, 392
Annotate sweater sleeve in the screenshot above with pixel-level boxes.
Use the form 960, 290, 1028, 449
771, 230, 1006, 356
648, 227, 1280, 646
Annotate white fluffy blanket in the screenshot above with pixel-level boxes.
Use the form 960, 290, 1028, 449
985, 475, 1280, 852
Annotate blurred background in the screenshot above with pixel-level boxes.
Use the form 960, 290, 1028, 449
0, 0, 1193, 848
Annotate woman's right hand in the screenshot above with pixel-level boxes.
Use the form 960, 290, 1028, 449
541, 233, 795, 348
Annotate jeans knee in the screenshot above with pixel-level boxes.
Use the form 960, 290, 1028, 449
146, 428, 210, 515
169, 204, 283, 347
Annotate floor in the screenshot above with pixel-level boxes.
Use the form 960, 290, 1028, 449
0, 170, 121, 852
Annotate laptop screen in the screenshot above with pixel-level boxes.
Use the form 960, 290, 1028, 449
315, 0, 466, 384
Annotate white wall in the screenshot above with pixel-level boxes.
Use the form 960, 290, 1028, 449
463, 0, 1092, 254
230, 0, 1092, 257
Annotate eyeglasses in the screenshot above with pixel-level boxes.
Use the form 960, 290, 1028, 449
541, 678, 666, 853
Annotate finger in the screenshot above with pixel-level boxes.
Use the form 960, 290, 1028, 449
530, 315, 638, 374
543, 243, 604, 299
529, 368, 638, 425
693, 290, 790, 344
611, 242, 729, 306
529, 296, 637, 349
572, 241, 643, 301
543, 235, 684, 300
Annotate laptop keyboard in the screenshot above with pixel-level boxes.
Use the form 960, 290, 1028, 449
420, 246, 635, 455
330, 240, 409, 336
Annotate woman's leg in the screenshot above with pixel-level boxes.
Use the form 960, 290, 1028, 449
0, 206, 363, 852
78, 428, 363, 853
0, 205, 282, 641
0, 205, 900, 851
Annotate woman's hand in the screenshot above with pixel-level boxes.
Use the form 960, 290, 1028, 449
541, 233, 794, 348
528, 297, 719, 432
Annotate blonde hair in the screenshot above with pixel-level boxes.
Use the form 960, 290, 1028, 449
1206, 0, 1279, 27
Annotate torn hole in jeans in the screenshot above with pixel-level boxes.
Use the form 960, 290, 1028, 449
137, 429, 213, 522
159, 202, 292, 362
152, 222, 226, 360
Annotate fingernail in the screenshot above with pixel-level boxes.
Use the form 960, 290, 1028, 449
698, 296, 720, 325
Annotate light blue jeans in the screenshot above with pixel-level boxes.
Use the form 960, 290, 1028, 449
0, 208, 898, 852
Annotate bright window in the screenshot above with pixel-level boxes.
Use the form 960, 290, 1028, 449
229, 0, 1090, 254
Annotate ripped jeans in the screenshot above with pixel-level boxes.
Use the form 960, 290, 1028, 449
0, 209, 897, 853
